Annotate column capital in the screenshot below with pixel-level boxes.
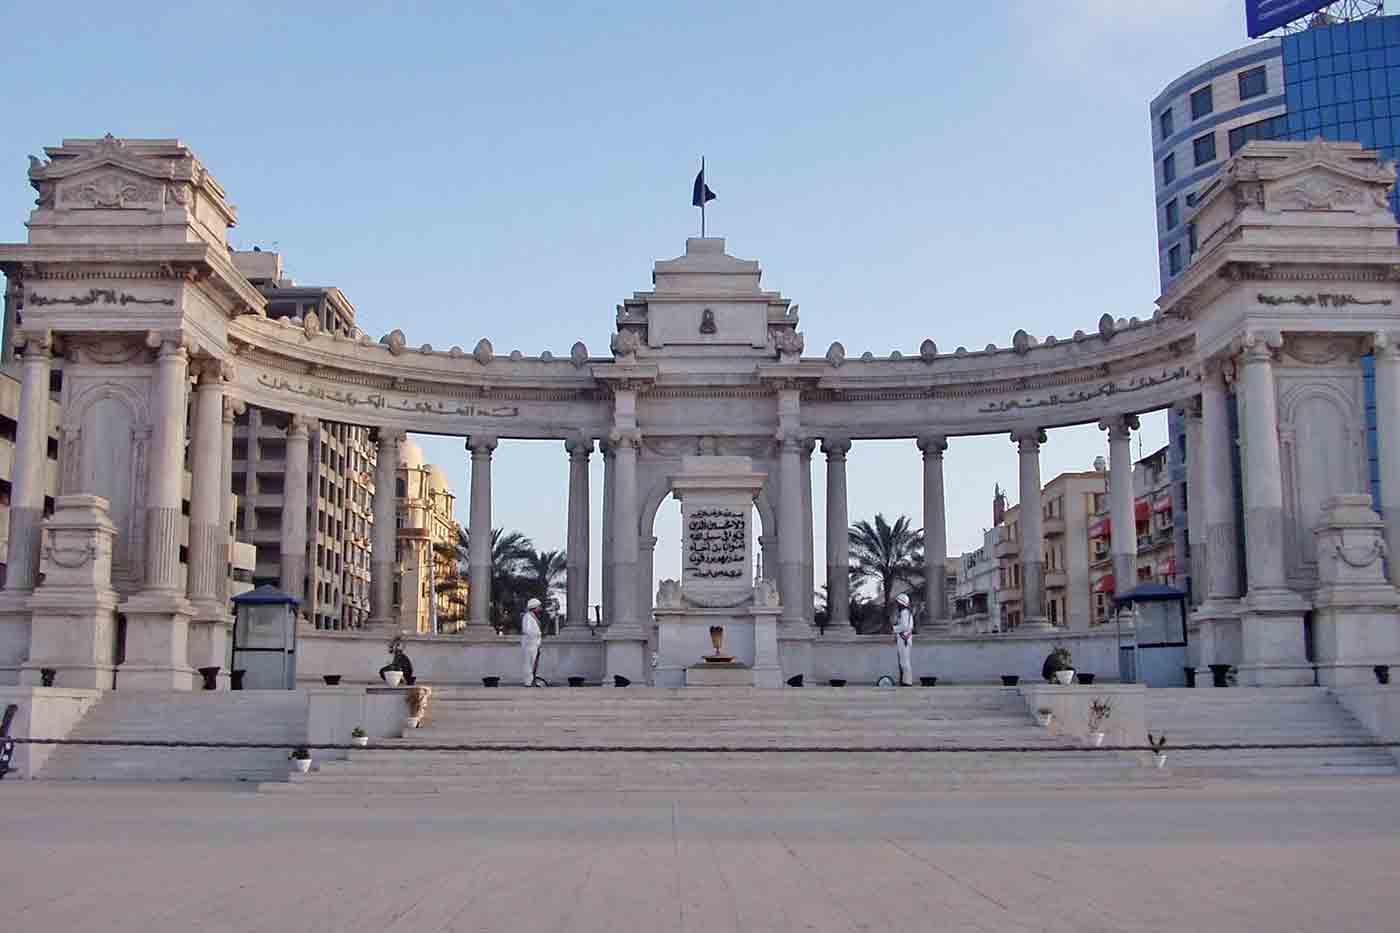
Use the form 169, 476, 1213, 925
608, 428, 641, 450
775, 429, 804, 452
144, 330, 190, 358
466, 433, 499, 454
1096, 414, 1139, 440
917, 434, 948, 457
800, 438, 816, 457
1238, 329, 1282, 364
1174, 397, 1203, 421
1010, 427, 1047, 452
565, 433, 595, 458
221, 396, 246, 424
1372, 331, 1400, 362
288, 413, 318, 437
821, 436, 851, 458
375, 427, 406, 448
190, 356, 234, 385
14, 328, 53, 357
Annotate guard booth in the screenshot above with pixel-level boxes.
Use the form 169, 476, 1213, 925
231, 586, 299, 689
1115, 583, 1189, 687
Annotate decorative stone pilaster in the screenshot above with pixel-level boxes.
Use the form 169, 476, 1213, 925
1182, 399, 1205, 607
1371, 332, 1400, 587
1191, 359, 1243, 674
21, 495, 121, 689
467, 433, 498, 627
1012, 428, 1050, 629
219, 396, 245, 601
565, 434, 593, 626
800, 439, 815, 626
1236, 332, 1309, 685
370, 427, 402, 626
600, 441, 614, 626
186, 360, 228, 617
1310, 495, 1400, 685
280, 414, 315, 610
918, 434, 949, 632
1098, 415, 1139, 599
603, 428, 646, 684
777, 432, 807, 632
822, 437, 851, 629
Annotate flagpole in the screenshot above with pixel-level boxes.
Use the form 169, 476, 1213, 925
700, 156, 706, 238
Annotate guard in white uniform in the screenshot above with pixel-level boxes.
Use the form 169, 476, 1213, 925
521, 597, 543, 686
893, 592, 914, 686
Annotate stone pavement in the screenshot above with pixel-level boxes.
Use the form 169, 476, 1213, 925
5, 779, 1400, 931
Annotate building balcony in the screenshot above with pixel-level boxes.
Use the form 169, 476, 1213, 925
997, 586, 1022, 603
994, 537, 1018, 559
1045, 570, 1068, 589
1043, 516, 1066, 536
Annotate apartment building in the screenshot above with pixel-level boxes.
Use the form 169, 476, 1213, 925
394, 441, 467, 634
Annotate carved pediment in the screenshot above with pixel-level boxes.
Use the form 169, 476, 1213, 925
1268, 172, 1388, 214
58, 170, 165, 210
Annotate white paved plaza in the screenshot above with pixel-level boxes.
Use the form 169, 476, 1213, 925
5, 778, 1400, 931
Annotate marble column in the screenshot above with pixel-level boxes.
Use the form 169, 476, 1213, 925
1012, 428, 1049, 627
1099, 415, 1139, 598
918, 434, 949, 631
370, 428, 401, 626
1199, 361, 1240, 604
822, 437, 851, 629
639, 534, 657, 645
565, 435, 593, 626
1236, 331, 1309, 684
610, 431, 640, 632
219, 397, 244, 601
778, 433, 806, 629
1183, 400, 1206, 606
801, 440, 816, 625
1372, 332, 1400, 586
143, 336, 191, 594
4, 332, 53, 593
186, 362, 227, 617
601, 441, 614, 625
467, 434, 497, 627
280, 414, 314, 608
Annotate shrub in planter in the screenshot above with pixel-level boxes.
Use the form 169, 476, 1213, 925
289, 747, 311, 773
1042, 646, 1073, 684
1087, 697, 1112, 746
351, 727, 368, 748
40, 668, 56, 687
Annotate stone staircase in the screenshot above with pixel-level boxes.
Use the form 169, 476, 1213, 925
40, 692, 308, 782
262, 686, 1148, 794
1144, 688, 1398, 779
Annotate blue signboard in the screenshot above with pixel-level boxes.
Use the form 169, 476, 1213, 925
1246, 0, 1332, 37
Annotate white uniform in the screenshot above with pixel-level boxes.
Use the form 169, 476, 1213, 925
893, 606, 914, 686
521, 609, 542, 686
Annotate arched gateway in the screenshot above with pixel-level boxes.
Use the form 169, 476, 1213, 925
2, 135, 1400, 689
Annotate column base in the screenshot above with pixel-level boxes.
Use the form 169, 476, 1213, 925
118, 590, 196, 691
1019, 617, 1057, 632
777, 615, 812, 686
603, 624, 647, 686
1239, 588, 1310, 686
188, 616, 233, 689
0, 591, 34, 686
23, 586, 121, 691
1191, 599, 1242, 671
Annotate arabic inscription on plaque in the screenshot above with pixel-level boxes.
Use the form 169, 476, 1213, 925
686, 508, 747, 581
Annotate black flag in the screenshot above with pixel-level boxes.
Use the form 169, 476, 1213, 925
692, 164, 716, 207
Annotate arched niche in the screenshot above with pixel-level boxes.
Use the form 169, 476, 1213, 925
65, 382, 150, 588
1280, 380, 1366, 584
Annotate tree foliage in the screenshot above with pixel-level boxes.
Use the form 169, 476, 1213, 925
848, 513, 924, 633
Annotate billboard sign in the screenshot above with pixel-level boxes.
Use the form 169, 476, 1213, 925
1246, 0, 1332, 38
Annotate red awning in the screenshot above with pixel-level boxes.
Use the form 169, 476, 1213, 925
1161, 559, 1177, 576
1153, 498, 1173, 514
1134, 501, 1150, 521
1089, 518, 1110, 539
1094, 574, 1116, 594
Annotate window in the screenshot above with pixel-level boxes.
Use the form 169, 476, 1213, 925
395, 477, 406, 497
1238, 65, 1266, 100
1193, 132, 1216, 167
1168, 243, 1183, 277
1188, 222, 1198, 255
1190, 84, 1213, 120
1162, 152, 1176, 185
1165, 198, 1179, 230
1159, 107, 1174, 140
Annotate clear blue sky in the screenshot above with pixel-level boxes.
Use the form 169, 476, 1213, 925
1, 2, 1255, 600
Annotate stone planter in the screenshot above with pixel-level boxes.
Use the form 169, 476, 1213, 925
1375, 665, 1391, 685
231, 670, 246, 691
198, 666, 220, 691
482, 676, 501, 687
1054, 669, 1075, 685
1001, 675, 1020, 687
829, 678, 847, 687
568, 676, 586, 687
920, 676, 938, 687
383, 670, 404, 687
291, 758, 311, 774
1089, 731, 1106, 747
1034, 711, 1053, 727
1153, 753, 1167, 769
322, 674, 342, 686
1210, 664, 1232, 688
1077, 673, 1096, 685
404, 716, 421, 730
351, 735, 368, 748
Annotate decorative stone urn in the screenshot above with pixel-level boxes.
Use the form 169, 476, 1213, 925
1311, 495, 1400, 686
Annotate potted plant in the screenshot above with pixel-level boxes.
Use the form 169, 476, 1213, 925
1375, 665, 1391, 685
351, 727, 369, 748
1087, 697, 1112, 747
1001, 674, 1020, 686
40, 667, 56, 687
289, 747, 311, 774
1209, 663, 1232, 688
1043, 646, 1074, 685
1148, 732, 1168, 769
1077, 673, 1096, 685
1034, 706, 1054, 727
404, 685, 431, 730
198, 666, 221, 691
383, 669, 404, 687
482, 675, 500, 688
920, 676, 938, 687
322, 674, 342, 686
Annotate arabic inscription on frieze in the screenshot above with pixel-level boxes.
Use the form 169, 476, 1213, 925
978, 365, 1190, 415
255, 372, 520, 419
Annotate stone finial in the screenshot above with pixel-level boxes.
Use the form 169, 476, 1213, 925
509, 350, 524, 361
540, 350, 554, 361
656, 579, 683, 609
773, 329, 804, 361
380, 329, 407, 356
889, 350, 903, 360
302, 311, 321, 340
610, 330, 640, 358
1098, 314, 1116, 341
473, 338, 494, 365
919, 339, 938, 363
753, 578, 780, 608
449, 346, 464, 358
1012, 329, 1032, 355
825, 341, 846, 368
418, 344, 433, 353
571, 341, 589, 367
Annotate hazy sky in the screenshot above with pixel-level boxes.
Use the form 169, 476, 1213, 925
1, 2, 1256, 604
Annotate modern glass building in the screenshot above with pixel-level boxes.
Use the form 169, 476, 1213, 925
1151, 15, 1399, 599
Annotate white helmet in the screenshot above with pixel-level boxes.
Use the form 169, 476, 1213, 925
895, 593, 911, 608
526, 598, 543, 611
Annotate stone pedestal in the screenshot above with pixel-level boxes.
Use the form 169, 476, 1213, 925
1191, 599, 1242, 679
188, 619, 233, 689
0, 595, 32, 686
1311, 495, 1400, 686
1238, 589, 1311, 686
20, 496, 121, 690
655, 592, 783, 688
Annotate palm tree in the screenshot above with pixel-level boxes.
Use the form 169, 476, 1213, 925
461, 527, 535, 627
522, 549, 568, 620
848, 513, 924, 633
